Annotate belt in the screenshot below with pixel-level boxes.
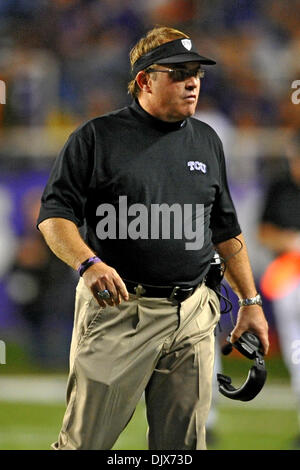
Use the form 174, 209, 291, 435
124, 280, 197, 303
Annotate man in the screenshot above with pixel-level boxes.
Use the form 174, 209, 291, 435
258, 131, 300, 447
37, 26, 269, 450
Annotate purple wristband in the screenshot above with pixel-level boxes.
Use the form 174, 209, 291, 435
78, 256, 102, 277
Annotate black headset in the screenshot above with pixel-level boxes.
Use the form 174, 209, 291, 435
205, 248, 267, 401
217, 331, 267, 401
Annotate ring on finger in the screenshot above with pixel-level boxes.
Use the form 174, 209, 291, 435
96, 289, 111, 300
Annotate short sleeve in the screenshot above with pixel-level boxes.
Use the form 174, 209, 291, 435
37, 128, 94, 228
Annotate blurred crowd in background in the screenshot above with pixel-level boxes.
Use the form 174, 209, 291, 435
0, 0, 299, 128
0, 0, 299, 369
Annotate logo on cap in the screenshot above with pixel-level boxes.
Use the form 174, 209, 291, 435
181, 39, 192, 51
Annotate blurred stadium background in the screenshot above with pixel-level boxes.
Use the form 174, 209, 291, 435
0, 0, 300, 450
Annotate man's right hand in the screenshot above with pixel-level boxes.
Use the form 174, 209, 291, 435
38, 219, 129, 307
82, 262, 129, 308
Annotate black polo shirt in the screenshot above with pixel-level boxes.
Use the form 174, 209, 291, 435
38, 100, 241, 286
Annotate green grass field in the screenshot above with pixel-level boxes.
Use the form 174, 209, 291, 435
0, 345, 298, 450
0, 400, 298, 450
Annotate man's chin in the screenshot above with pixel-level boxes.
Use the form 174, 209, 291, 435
180, 106, 197, 119
165, 104, 197, 122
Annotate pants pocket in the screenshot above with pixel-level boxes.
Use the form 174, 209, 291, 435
75, 296, 103, 351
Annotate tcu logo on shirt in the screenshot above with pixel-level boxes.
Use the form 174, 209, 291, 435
187, 161, 207, 173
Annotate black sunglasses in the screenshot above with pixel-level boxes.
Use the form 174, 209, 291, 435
146, 66, 205, 82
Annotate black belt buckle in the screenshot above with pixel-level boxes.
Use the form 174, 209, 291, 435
169, 286, 194, 303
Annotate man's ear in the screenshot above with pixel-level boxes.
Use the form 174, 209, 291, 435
135, 70, 152, 94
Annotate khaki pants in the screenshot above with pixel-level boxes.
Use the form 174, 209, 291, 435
52, 278, 220, 450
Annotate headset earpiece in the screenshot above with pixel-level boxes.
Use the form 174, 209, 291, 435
217, 332, 267, 401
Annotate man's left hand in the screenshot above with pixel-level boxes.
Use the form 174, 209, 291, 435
230, 305, 269, 355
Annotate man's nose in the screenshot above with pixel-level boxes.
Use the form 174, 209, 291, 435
185, 76, 199, 89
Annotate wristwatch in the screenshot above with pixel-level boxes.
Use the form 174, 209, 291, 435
238, 293, 263, 307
